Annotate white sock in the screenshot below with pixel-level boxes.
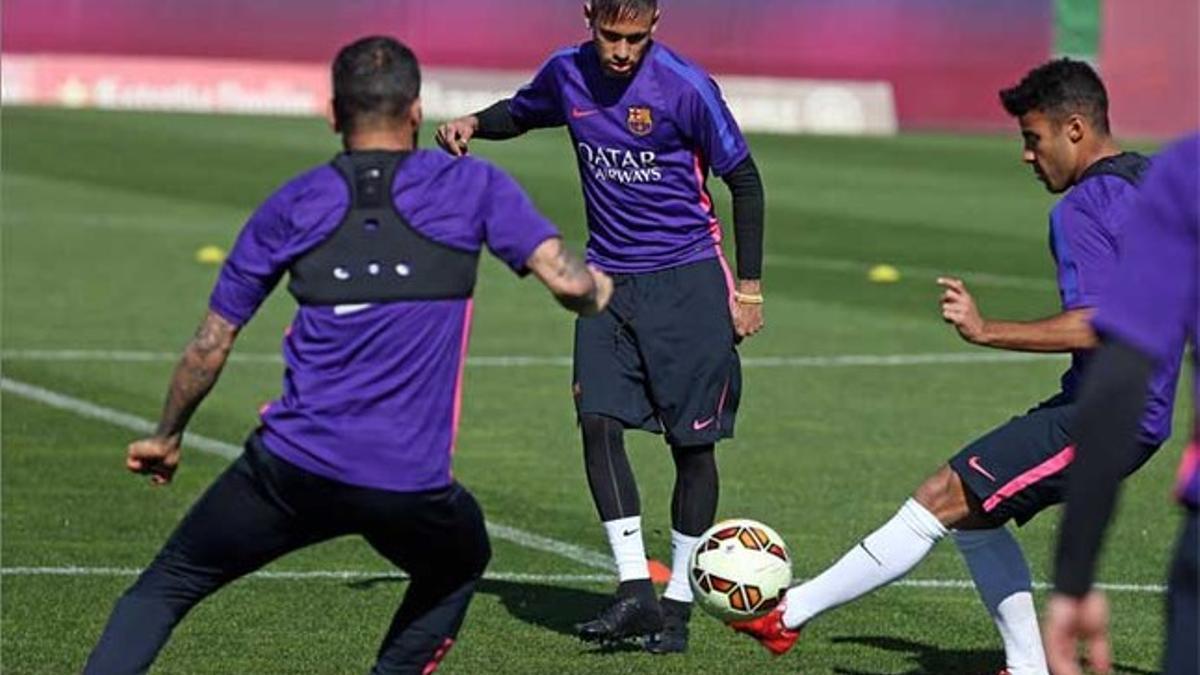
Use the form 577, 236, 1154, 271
954, 528, 1048, 675
663, 530, 700, 603
783, 498, 948, 629
603, 516, 650, 582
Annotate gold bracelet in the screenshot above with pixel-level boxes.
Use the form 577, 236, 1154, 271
733, 291, 764, 305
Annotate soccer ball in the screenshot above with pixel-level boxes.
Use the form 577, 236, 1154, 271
689, 518, 792, 622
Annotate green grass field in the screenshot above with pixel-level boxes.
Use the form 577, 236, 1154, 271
1, 106, 1186, 674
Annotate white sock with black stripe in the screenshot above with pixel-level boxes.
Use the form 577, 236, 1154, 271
783, 498, 947, 628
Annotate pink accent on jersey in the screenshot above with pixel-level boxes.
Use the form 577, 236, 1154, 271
449, 300, 475, 463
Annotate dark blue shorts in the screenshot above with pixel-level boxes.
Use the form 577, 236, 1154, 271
949, 396, 1158, 525
572, 257, 741, 448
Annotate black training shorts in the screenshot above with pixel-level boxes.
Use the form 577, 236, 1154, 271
572, 257, 741, 447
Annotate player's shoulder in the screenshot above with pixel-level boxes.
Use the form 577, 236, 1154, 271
398, 150, 521, 205
538, 42, 587, 73
1057, 153, 1150, 222
649, 42, 719, 94
265, 163, 347, 213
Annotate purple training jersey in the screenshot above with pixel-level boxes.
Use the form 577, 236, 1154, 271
508, 41, 750, 274
1092, 135, 1199, 506
209, 150, 559, 492
1048, 159, 1183, 446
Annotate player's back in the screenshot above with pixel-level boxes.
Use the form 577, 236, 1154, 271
211, 151, 557, 492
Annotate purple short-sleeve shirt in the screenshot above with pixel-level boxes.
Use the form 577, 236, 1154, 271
209, 151, 559, 492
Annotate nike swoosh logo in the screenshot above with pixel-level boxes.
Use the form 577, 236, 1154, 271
334, 303, 373, 316
967, 456, 997, 482
571, 107, 599, 119
692, 416, 716, 431
622, 529, 640, 537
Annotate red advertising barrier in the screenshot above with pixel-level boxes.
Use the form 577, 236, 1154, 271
2, 0, 1053, 131
2, 54, 327, 116
1101, 0, 1199, 138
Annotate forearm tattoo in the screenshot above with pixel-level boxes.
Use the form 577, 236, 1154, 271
550, 243, 598, 313
156, 313, 236, 438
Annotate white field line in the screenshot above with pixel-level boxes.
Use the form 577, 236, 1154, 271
0, 377, 615, 573
0, 349, 1060, 369
0, 378, 1166, 597
0, 566, 1165, 594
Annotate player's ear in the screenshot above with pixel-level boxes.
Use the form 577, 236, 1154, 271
325, 98, 340, 133
1066, 114, 1086, 144
408, 98, 424, 129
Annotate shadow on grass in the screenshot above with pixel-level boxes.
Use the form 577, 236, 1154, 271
476, 579, 608, 638
829, 635, 999, 674
343, 577, 642, 653
829, 635, 1158, 675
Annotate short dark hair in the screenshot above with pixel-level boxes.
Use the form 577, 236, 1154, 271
589, 0, 658, 24
332, 36, 420, 134
999, 58, 1110, 134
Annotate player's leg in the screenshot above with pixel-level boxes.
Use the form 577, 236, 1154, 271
1163, 509, 1197, 675
573, 279, 665, 642
361, 482, 491, 674
579, 412, 659, 604
737, 405, 1072, 663
637, 258, 739, 654
944, 403, 1089, 675
644, 442, 719, 654
83, 436, 341, 674
953, 527, 1045, 675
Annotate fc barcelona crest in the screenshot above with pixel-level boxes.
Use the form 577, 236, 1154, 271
627, 106, 653, 136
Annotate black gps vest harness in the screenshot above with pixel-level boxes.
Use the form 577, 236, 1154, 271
288, 151, 480, 306
1078, 152, 1151, 186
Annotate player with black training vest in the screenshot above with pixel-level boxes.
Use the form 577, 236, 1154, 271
82, 36, 612, 675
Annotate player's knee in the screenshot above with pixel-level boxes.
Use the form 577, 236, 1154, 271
912, 465, 968, 525
580, 413, 620, 437
580, 413, 623, 457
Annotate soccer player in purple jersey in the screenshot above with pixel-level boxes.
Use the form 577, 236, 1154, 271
1044, 134, 1197, 675
435, 0, 766, 653
734, 60, 1185, 675
82, 36, 612, 675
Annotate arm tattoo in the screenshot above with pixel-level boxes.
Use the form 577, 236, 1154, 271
550, 243, 598, 313
155, 312, 238, 439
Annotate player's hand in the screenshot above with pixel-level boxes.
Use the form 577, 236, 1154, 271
938, 277, 987, 344
435, 116, 479, 157
732, 280, 764, 340
588, 265, 614, 315
126, 436, 182, 486
733, 302, 764, 340
1044, 591, 1112, 675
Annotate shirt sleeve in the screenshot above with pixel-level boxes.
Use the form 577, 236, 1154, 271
507, 55, 567, 130
208, 190, 291, 327
677, 75, 750, 177
1049, 197, 1118, 311
481, 165, 561, 275
1093, 158, 1198, 367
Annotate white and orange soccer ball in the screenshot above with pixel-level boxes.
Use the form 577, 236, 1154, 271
689, 518, 793, 622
